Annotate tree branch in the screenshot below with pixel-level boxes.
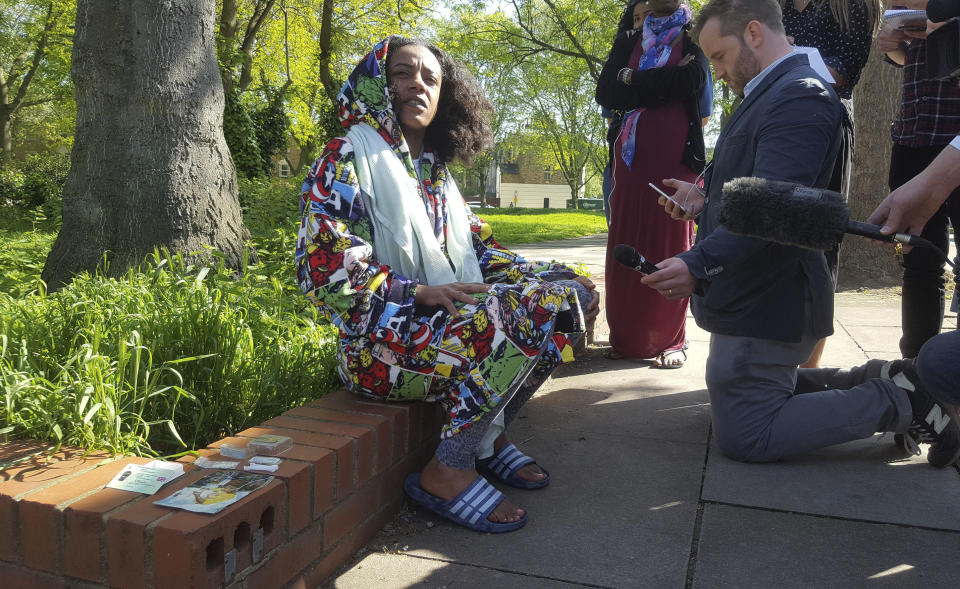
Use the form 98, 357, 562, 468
238, 0, 278, 93
219, 0, 240, 94
505, 0, 603, 78
316, 0, 338, 106
541, 0, 600, 80
9, 1, 56, 114
18, 96, 59, 109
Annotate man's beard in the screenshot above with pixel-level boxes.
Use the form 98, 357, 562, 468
729, 47, 761, 99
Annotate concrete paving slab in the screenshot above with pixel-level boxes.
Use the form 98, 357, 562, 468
400, 430, 706, 589
331, 553, 592, 588
553, 347, 709, 396
514, 386, 711, 446
821, 322, 871, 368
702, 435, 960, 530
685, 313, 712, 344
833, 303, 902, 327
692, 503, 960, 589
840, 324, 903, 355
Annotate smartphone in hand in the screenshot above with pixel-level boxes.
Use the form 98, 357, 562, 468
648, 182, 687, 214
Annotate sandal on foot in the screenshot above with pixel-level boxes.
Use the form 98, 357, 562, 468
476, 442, 550, 489
655, 348, 686, 369
404, 473, 527, 533
604, 349, 626, 360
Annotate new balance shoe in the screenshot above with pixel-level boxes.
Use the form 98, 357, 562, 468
882, 359, 960, 468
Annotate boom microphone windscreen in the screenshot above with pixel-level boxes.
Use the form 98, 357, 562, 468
717, 177, 953, 267
718, 177, 850, 251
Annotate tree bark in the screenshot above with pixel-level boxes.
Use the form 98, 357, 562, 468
838, 45, 903, 289
42, 0, 251, 290
316, 0, 338, 105
0, 105, 10, 154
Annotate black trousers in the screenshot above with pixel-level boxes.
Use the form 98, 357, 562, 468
888, 143, 960, 358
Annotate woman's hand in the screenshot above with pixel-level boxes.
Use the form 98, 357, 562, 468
414, 282, 490, 315
660, 178, 704, 221
571, 275, 601, 322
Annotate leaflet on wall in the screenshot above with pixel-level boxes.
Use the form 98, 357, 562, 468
106, 461, 185, 494
153, 471, 274, 514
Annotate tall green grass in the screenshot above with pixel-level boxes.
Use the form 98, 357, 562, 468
1, 180, 338, 456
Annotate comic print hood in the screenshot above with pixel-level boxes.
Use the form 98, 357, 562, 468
336, 37, 411, 166
333, 37, 484, 285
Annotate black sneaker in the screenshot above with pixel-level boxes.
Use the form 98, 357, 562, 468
882, 359, 960, 468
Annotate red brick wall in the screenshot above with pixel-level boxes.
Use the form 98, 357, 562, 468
0, 390, 443, 588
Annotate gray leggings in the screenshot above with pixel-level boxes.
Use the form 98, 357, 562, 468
434, 368, 547, 469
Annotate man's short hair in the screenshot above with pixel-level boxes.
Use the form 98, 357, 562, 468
692, 0, 785, 43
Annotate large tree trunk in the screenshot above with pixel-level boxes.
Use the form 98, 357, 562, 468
838, 45, 903, 289
42, 0, 250, 290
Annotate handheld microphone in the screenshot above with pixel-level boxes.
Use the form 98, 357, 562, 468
719, 177, 938, 251
614, 244, 659, 274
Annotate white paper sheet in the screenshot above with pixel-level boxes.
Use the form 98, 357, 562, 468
106, 461, 185, 494
794, 46, 836, 84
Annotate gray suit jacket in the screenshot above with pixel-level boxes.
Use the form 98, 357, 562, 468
677, 53, 843, 342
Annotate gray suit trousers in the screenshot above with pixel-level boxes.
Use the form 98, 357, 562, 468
705, 331, 912, 462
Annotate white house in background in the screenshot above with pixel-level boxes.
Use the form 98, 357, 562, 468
483, 149, 583, 209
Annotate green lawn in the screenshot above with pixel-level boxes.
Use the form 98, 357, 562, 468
477, 207, 607, 246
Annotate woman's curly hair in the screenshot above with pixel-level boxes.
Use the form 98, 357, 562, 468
386, 36, 494, 166
617, 0, 640, 35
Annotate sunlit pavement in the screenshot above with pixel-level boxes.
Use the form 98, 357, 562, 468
329, 234, 960, 589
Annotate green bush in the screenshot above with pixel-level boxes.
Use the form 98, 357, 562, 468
1, 207, 339, 456
0, 152, 69, 214
224, 88, 291, 179
1, 246, 339, 455
237, 176, 302, 236
224, 88, 265, 179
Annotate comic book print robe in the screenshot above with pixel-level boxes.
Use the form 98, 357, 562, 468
295, 37, 584, 438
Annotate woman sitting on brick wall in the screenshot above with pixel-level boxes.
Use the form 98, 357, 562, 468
294, 36, 599, 533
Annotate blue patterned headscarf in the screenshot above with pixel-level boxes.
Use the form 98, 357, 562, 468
620, 4, 693, 168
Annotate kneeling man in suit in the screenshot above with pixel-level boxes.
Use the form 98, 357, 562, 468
641, 0, 960, 466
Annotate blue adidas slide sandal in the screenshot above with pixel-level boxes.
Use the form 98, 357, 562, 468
476, 442, 550, 490
404, 473, 527, 533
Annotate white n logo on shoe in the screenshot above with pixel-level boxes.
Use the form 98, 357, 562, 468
925, 406, 952, 434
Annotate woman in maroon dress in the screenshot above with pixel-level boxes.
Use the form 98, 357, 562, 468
595, 0, 709, 367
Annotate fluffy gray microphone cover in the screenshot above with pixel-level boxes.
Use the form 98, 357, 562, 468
718, 177, 850, 250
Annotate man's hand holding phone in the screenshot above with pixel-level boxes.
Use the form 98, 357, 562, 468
654, 179, 704, 221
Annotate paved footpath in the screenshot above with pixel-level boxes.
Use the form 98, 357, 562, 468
328, 235, 960, 589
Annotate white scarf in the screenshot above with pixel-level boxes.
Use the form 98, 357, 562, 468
346, 123, 484, 286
